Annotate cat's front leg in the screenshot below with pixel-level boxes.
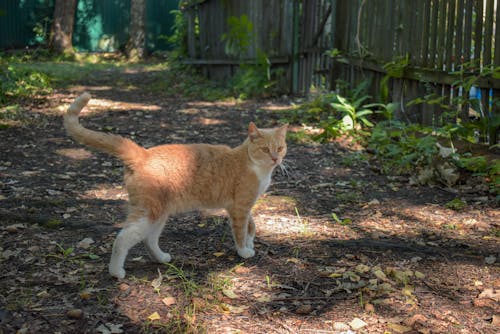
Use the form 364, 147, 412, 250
228, 209, 255, 259
246, 216, 256, 249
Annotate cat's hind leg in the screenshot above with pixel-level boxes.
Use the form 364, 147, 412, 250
109, 217, 150, 279
143, 216, 171, 263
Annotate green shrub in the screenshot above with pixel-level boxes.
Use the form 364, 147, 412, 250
0, 64, 52, 104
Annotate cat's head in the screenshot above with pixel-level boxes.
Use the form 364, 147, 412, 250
247, 122, 288, 168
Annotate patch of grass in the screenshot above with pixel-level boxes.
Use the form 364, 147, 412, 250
286, 129, 314, 144
335, 191, 362, 203
341, 152, 368, 168
164, 263, 199, 297
43, 218, 63, 229
445, 198, 467, 211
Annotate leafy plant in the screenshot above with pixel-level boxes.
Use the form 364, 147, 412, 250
369, 121, 439, 174
0, 64, 52, 104
221, 14, 254, 58
315, 90, 384, 142
230, 50, 274, 98
167, 9, 189, 57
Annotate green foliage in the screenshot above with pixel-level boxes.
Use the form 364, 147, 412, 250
369, 121, 439, 174
230, 50, 274, 99
0, 64, 52, 104
445, 198, 467, 211
380, 55, 409, 102
221, 15, 254, 58
167, 9, 189, 57
314, 82, 386, 142
219, 15, 275, 98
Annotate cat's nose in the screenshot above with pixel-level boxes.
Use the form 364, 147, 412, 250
272, 157, 278, 163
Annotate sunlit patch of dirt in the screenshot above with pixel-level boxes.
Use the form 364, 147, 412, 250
177, 107, 202, 115
82, 184, 128, 201
85, 98, 162, 114
56, 148, 94, 160
194, 116, 227, 125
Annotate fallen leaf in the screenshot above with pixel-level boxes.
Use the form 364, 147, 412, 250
355, 264, 370, 273
333, 322, 350, 331
147, 312, 161, 321
343, 271, 361, 282
372, 268, 387, 281
364, 302, 375, 313
213, 252, 225, 257
226, 304, 249, 314
77, 237, 95, 249
222, 288, 239, 299
414, 271, 426, 279
162, 296, 176, 306
66, 309, 83, 319
151, 268, 163, 290
388, 323, 413, 333
349, 317, 367, 330
478, 288, 500, 302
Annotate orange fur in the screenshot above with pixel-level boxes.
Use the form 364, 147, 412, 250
63, 93, 288, 278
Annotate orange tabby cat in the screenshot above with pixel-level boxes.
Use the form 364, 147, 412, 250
64, 93, 288, 278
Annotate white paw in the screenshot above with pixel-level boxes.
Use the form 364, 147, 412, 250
237, 247, 255, 259
109, 266, 126, 279
156, 252, 172, 263
246, 237, 254, 249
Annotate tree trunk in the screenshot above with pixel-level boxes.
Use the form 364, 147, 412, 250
126, 0, 146, 61
51, 0, 77, 54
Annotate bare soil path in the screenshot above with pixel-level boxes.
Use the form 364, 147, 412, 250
0, 65, 498, 333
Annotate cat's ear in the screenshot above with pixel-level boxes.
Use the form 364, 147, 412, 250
278, 123, 288, 136
248, 122, 261, 142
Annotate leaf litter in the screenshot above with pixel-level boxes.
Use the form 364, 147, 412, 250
0, 66, 498, 333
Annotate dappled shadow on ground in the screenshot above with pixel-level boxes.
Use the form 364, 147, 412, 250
1, 66, 498, 333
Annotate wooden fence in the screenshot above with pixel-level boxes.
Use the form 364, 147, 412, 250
182, 0, 499, 143
331, 0, 500, 142
181, 0, 335, 94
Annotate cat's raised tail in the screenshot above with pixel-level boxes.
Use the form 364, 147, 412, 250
63, 92, 146, 167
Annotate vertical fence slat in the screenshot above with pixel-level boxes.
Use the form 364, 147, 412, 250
437, 0, 447, 69
455, 0, 465, 66
483, 0, 495, 66
429, 0, 440, 68
462, 0, 474, 64
473, 0, 484, 65
495, 0, 500, 65
421, 0, 431, 67
445, 0, 456, 70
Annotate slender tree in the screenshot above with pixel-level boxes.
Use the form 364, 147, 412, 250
126, 0, 146, 61
50, 0, 77, 54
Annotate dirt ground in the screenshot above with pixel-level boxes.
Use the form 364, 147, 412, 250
0, 65, 499, 334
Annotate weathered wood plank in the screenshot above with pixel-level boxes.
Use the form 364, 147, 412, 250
462, 0, 474, 64
483, 0, 494, 66
428, 0, 440, 67
445, 0, 456, 70
421, 0, 431, 67
437, 0, 447, 68
332, 57, 500, 90
455, 0, 465, 67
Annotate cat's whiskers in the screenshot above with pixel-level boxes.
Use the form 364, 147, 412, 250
278, 159, 293, 178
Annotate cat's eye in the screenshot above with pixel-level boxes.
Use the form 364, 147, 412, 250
277, 146, 284, 152
261, 147, 270, 153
